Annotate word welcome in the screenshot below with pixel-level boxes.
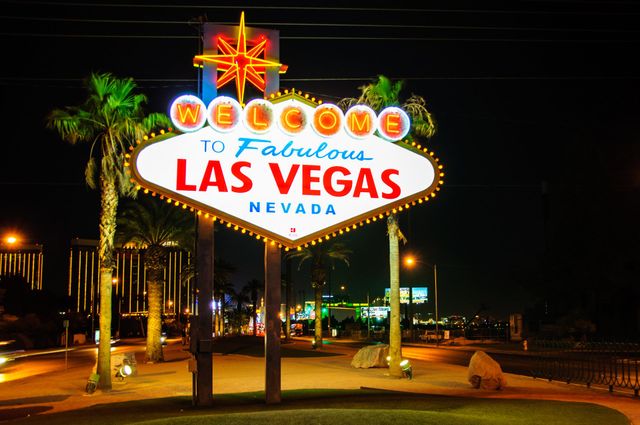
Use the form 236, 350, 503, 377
169, 95, 411, 141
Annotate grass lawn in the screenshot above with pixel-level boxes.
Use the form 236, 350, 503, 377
11, 389, 629, 425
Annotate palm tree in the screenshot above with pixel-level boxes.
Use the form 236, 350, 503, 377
286, 243, 351, 348
116, 196, 194, 362
228, 286, 251, 334
243, 278, 262, 336
339, 75, 436, 376
47, 73, 169, 389
180, 257, 235, 337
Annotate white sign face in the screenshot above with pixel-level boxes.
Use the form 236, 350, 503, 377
131, 95, 439, 248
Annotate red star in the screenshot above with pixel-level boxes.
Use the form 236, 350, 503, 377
194, 12, 288, 105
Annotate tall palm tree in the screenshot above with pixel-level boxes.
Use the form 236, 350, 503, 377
116, 196, 194, 362
243, 278, 262, 336
180, 257, 235, 337
213, 278, 234, 336
228, 286, 250, 334
286, 243, 351, 348
339, 75, 436, 376
47, 73, 169, 389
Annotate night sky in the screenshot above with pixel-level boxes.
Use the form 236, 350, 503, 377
1, 1, 639, 327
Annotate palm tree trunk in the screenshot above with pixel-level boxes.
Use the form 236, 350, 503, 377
144, 264, 164, 363
285, 258, 292, 341
97, 177, 118, 390
388, 213, 403, 377
314, 283, 323, 347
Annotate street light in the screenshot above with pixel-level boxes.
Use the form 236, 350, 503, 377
404, 255, 439, 347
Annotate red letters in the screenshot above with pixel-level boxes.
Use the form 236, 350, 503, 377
302, 165, 321, 195
353, 168, 378, 198
199, 160, 228, 192
231, 161, 252, 193
381, 169, 401, 199
176, 159, 196, 191
177, 159, 401, 199
269, 163, 300, 194
323, 166, 352, 197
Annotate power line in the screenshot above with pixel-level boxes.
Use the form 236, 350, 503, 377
2, 1, 639, 16
1, 32, 637, 43
1, 75, 639, 86
1, 15, 638, 34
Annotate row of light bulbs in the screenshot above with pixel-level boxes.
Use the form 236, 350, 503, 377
123, 91, 444, 250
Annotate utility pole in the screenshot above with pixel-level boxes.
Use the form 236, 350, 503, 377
264, 242, 281, 404
193, 216, 214, 406
366, 292, 371, 339
434, 264, 439, 347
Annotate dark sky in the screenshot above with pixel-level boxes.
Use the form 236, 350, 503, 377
1, 0, 639, 321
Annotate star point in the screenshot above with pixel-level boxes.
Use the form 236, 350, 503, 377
194, 12, 287, 105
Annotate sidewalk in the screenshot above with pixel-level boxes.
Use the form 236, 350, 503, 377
0, 338, 638, 424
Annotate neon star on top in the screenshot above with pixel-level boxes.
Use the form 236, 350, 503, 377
194, 12, 288, 105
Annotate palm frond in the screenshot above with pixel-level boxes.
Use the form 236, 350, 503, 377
84, 157, 98, 189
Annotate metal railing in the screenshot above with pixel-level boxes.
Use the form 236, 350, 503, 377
530, 340, 640, 396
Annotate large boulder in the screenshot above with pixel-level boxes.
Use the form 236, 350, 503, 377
467, 350, 507, 390
351, 344, 389, 368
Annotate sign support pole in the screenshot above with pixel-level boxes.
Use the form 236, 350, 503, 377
194, 216, 214, 406
264, 242, 281, 404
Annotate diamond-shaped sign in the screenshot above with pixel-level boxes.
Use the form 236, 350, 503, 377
129, 93, 440, 248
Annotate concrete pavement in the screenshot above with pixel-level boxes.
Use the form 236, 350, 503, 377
0, 337, 638, 424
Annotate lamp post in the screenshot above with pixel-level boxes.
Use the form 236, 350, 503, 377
404, 256, 439, 347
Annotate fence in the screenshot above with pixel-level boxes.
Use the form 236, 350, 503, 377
530, 340, 640, 396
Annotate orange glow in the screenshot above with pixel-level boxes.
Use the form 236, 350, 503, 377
279, 105, 305, 134
216, 104, 233, 126
350, 111, 370, 132
176, 103, 201, 124
244, 99, 273, 132
383, 113, 400, 134
252, 106, 268, 128
345, 106, 376, 138
5, 235, 17, 245
313, 105, 342, 137
377, 107, 410, 141
193, 12, 287, 105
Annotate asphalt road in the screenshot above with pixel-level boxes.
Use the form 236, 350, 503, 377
0, 341, 147, 384
0, 338, 550, 385
402, 345, 537, 376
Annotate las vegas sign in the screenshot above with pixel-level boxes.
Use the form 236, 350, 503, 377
128, 90, 442, 249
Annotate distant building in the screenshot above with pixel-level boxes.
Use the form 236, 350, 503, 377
0, 242, 43, 290
68, 238, 194, 317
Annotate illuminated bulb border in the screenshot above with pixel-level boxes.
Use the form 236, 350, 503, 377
124, 123, 444, 250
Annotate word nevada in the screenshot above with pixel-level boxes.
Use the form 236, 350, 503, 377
170, 94, 411, 141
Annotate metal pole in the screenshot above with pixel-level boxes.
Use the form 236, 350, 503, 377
434, 264, 439, 347
64, 322, 69, 370
264, 242, 281, 404
194, 215, 214, 406
367, 292, 371, 339
409, 287, 413, 341
327, 270, 331, 335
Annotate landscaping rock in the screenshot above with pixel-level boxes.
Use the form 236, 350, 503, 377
351, 344, 389, 368
467, 350, 507, 390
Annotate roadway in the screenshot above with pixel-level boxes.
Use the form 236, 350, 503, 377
0, 338, 539, 384
0, 340, 147, 384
